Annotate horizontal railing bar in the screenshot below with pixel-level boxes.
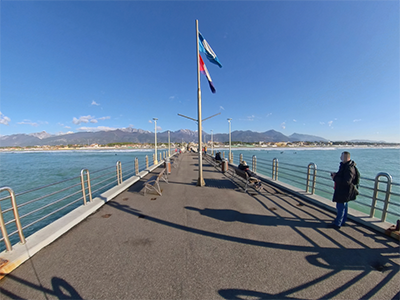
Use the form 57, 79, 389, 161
277, 175, 305, 187
278, 162, 309, 169
9, 175, 81, 199
4, 218, 16, 227
19, 189, 82, 220
4, 228, 19, 239
0, 194, 11, 202
91, 181, 116, 196
89, 165, 117, 175
359, 185, 374, 191
90, 175, 116, 189
89, 170, 117, 182
389, 211, 400, 217
314, 187, 333, 195
277, 166, 306, 175
358, 192, 372, 198
315, 181, 333, 189
279, 172, 306, 182
316, 173, 332, 179
22, 197, 83, 231
352, 201, 372, 209
17, 182, 81, 209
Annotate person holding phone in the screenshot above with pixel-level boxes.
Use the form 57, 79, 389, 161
329, 151, 358, 229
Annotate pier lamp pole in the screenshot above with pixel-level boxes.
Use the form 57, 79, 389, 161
228, 118, 232, 163
211, 130, 213, 155
153, 118, 158, 164
168, 130, 170, 157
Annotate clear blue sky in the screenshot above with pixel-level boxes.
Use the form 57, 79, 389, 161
1, 1, 399, 142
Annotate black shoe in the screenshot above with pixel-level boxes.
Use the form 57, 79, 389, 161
326, 223, 341, 230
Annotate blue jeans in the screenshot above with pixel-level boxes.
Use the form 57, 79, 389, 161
334, 202, 348, 227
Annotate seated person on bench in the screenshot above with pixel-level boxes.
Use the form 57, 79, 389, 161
238, 161, 262, 190
215, 151, 222, 162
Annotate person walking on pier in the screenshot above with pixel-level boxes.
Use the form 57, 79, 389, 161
330, 151, 359, 229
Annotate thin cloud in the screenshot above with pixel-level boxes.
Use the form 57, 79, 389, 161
320, 122, 325, 125
58, 123, 71, 129
98, 116, 110, 121
293, 119, 297, 122
353, 119, 361, 122
266, 113, 272, 117
328, 121, 333, 127
91, 100, 100, 106
78, 126, 117, 132
281, 122, 286, 129
73, 115, 96, 125
156, 126, 162, 131
0, 112, 11, 125
148, 120, 153, 124
169, 96, 176, 100
17, 120, 39, 127
220, 106, 225, 110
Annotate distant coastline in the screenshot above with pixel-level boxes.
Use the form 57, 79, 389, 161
1, 143, 399, 153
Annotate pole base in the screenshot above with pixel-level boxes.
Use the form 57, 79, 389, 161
197, 178, 205, 186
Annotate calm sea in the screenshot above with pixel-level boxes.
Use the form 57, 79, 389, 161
1, 147, 399, 192
0, 147, 399, 251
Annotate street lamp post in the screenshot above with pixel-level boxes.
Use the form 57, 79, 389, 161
228, 118, 232, 163
211, 130, 213, 155
168, 130, 170, 157
153, 118, 158, 164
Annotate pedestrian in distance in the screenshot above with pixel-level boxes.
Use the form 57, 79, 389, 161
329, 151, 360, 229
215, 151, 222, 161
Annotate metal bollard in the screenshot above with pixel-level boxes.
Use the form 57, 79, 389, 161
252, 155, 257, 173
135, 157, 139, 175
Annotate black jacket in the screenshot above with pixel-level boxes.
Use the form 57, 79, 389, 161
332, 160, 357, 203
238, 163, 254, 177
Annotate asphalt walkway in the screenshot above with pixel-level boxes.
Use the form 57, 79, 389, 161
0, 153, 399, 300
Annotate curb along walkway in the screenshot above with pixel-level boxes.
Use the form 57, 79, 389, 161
0, 153, 399, 300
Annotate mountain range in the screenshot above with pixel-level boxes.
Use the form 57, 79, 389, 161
0, 128, 329, 147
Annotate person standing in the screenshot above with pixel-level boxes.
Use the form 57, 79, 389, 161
330, 151, 358, 229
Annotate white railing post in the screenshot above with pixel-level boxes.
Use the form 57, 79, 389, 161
80, 169, 93, 205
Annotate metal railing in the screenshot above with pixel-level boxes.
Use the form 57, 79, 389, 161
0, 152, 170, 252
237, 154, 399, 225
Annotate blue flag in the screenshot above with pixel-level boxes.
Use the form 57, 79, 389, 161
199, 32, 222, 68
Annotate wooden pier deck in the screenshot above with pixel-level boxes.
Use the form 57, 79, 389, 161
0, 153, 399, 300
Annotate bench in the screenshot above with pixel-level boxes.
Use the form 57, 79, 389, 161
234, 167, 261, 192
143, 169, 169, 196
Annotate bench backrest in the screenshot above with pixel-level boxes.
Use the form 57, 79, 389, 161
235, 167, 249, 180
157, 168, 165, 180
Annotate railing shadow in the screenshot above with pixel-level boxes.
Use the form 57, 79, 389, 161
0, 274, 82, 300
106, 199, 399, 299
184, 206, 330, 228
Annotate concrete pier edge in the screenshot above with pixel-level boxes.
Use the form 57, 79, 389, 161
0, 159, 167, 279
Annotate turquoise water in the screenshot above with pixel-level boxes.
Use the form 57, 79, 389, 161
223, 147, 400, 225
0, 147, 399, 251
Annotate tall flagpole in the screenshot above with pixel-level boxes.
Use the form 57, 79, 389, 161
196, 20, 205, 186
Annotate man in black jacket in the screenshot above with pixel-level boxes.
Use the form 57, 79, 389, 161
330, 151, 357, 229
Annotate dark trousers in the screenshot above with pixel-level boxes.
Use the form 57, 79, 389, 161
334, 202, 348, 227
